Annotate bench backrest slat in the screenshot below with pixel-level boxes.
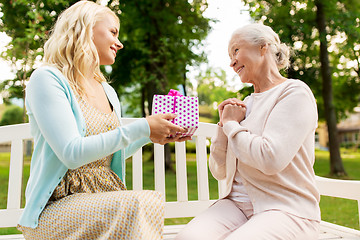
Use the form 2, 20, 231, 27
195, 135, 210, 201
132, 149, 143, 190
7, 139, 24, 210
175, 142, 188, 202
154, 143, 166, 195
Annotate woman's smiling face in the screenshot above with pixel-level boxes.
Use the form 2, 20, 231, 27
92, 14, 123, 65
228, 36, 264, 85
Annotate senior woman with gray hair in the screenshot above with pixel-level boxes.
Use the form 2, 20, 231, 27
176, 23, 320, 240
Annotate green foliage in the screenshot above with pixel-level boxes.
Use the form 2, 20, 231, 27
196, 68, 239, 123
198, 105, 215, 123
108, 0, 211, 116
196, 69, 235, 104
238, 85, 254, 101
0, 0, 79, 103
0, 105, 24, 126
0, 104, 5, 119
0, 71, 30, 104
0, 1, 211, 118
243, 0, 360, 121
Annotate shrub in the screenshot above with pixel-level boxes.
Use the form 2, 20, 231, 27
0, 105, 24, 126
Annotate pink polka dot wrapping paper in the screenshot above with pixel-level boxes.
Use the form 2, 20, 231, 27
151, 94, 199, 137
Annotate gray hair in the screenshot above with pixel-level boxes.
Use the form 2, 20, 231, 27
231, 23, 290, 70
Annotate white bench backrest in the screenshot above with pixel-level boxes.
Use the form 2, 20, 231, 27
1, 120, 360, 229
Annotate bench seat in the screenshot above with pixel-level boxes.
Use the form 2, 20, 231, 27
1, 221, 360, 240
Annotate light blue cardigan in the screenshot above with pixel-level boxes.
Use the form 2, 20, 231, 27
19, 66, 151, 228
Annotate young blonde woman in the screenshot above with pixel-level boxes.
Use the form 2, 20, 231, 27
17, 1, 189, 239
176, 23, 320, 240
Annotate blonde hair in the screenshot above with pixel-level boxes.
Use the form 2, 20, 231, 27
231, 23, 290, 70
43, 0, 119, 96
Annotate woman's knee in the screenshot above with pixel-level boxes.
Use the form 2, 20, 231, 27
176, 199, 248, 240
225, 210, 319, 240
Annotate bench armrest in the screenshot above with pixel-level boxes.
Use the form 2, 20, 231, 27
315, 175, 360, 201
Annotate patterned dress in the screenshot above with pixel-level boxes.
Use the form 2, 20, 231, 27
19, 95, 164, 240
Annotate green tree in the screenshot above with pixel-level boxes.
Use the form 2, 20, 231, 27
243, 0, 360, 176
109, 0, 211, 116
0, 0, 78, 121
0, 105, 24, 126
197, 68, 239, 123
1, 0, 211, 116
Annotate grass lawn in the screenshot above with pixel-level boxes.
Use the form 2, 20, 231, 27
313, 149, 360, 229
0, 148, 359, 235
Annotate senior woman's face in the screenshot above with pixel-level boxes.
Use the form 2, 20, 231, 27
228, 36, 263, 84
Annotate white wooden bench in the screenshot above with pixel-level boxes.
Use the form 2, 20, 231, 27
1, 119, 360, 239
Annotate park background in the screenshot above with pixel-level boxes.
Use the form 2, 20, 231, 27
0, 0, 359, 235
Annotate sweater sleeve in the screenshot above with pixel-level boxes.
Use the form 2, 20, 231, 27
26, 68, 150, 169
209, 125, 228, 180
222, 86, 318, 175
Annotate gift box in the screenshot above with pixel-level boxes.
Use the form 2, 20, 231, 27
152, 89, 199, 137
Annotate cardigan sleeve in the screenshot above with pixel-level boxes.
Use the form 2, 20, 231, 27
100, 82, 152, 161
124, 137, 151, 160
26, 67, 150, 169
222, 85, 318, 175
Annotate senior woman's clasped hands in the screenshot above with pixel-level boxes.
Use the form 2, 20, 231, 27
218, 98, 247, 127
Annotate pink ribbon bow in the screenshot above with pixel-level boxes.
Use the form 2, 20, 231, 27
167, 89, 183, 124
168, 89, 183, 97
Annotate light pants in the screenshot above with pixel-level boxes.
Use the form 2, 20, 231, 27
175, 199, 319, 240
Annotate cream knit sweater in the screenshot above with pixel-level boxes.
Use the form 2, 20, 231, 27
209, 79, 321, 221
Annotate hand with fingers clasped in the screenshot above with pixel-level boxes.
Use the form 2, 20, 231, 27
218, 98, 246, 127
146, 113, 192, 145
